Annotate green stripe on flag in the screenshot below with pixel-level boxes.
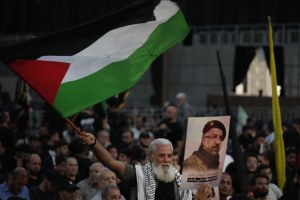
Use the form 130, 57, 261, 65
53, 10, 189, 117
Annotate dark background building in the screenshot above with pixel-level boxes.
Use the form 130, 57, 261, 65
1, 0, 300, 35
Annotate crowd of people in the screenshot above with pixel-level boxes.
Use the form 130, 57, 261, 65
0, 90, 300, 200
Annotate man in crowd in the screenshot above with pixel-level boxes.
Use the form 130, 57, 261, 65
284, 146, 298, 192
283, 118, 300, 156
175, 92, 194, 129
26, 153, 43, 189
0, 167, 30, 199
29, 169, 63, 200
253, 173, 274, 200
257, 164, 282, 199
279, 168, 300, 200
65, 157, 82, 184
91, 168, 126, 200
101, 184, 122, 200
77, 162, 104, 200
154, 104, 184, 153
0, 111, 17, 173
219, 172, 233, 200
132, 131, 153, 162
97, 129, 111, 148
54, 180, 80, 200
80, 132, 192, 199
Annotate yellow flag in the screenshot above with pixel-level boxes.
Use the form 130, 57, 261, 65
268, 17, 286, 191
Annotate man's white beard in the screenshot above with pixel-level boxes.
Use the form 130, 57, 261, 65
152, 162, 176, 183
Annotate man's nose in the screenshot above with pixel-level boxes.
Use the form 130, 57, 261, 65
163, 155, 171, 162
215, 139, 221, 144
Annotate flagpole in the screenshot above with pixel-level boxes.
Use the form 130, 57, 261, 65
216, 49, 230, 115
216, 49, 250, 188
162, 53, 168, 106
65, 118, 85, 137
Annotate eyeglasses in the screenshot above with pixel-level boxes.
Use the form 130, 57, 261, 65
203, 135, 223, 142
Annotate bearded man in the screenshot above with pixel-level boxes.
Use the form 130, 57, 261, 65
80, 132, 192, 200
253, 173, 274, 200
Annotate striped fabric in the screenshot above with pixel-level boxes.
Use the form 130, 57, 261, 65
135, 163, 192, 200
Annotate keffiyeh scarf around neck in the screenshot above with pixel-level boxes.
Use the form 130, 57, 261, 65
135, 162, 192, 200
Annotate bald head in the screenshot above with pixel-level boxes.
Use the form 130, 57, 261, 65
10, 167, 28, 178
8, 167, 28, 194
27, 154, 42, 176
165, 104, 178, 121
65, 157, 78, 178
28, 153, 41, 163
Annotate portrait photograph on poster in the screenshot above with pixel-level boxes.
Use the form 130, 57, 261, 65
180, 116, 230, 190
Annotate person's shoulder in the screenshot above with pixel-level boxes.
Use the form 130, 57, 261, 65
28, 186, 39, 192
269, 183, 282, 194
269, 183, 279, 189
21, 185, 29, 193
91, 191, 101, 200
158, 119, 168, 124
284, 126, 298, 135
76, 178, 89, 187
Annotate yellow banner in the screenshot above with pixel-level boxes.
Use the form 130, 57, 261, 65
268, 17, 286, 191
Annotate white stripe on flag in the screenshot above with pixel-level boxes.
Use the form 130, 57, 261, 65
38, 0, 178, 84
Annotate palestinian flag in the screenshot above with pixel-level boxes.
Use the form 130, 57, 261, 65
0, 0, 189, 118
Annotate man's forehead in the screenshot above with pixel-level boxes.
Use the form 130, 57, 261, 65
155, 145, 172, 153
103, 171, 115, 177
255, 177, 268, 183
108, 189, 121, 195
261, 168, 271, 173
221, 174, 232, 181
206, 128, 223, 135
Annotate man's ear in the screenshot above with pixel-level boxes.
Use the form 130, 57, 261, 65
148, 153, 153, 162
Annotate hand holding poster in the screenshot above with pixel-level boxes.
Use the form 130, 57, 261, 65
180, 116, 230, 191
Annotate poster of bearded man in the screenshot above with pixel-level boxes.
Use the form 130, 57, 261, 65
180, 116, 230, 190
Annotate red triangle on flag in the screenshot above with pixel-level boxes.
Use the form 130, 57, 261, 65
9, 59, 70, 104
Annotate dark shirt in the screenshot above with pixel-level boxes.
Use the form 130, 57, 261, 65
283, 126, 300, 152
29, 187, 54, 200
74, 155, 92, 178
64, 174, 85, 185
279, 184, 300, 200
157, 119, 183, 149
155, 181, 175, 200
41, 155, 54, 175
118, 180, 131, 200
107, 110, 128, 145
0, 126, 17, 172
27, 176, 43, 189
131, 145, 147, 162
0, 127, 16, 152
238, 134, 254, 150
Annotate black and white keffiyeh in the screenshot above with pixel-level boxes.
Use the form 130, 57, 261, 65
135, 162, 192, 200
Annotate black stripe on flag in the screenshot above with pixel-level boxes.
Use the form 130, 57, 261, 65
0, 0, 159, 64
